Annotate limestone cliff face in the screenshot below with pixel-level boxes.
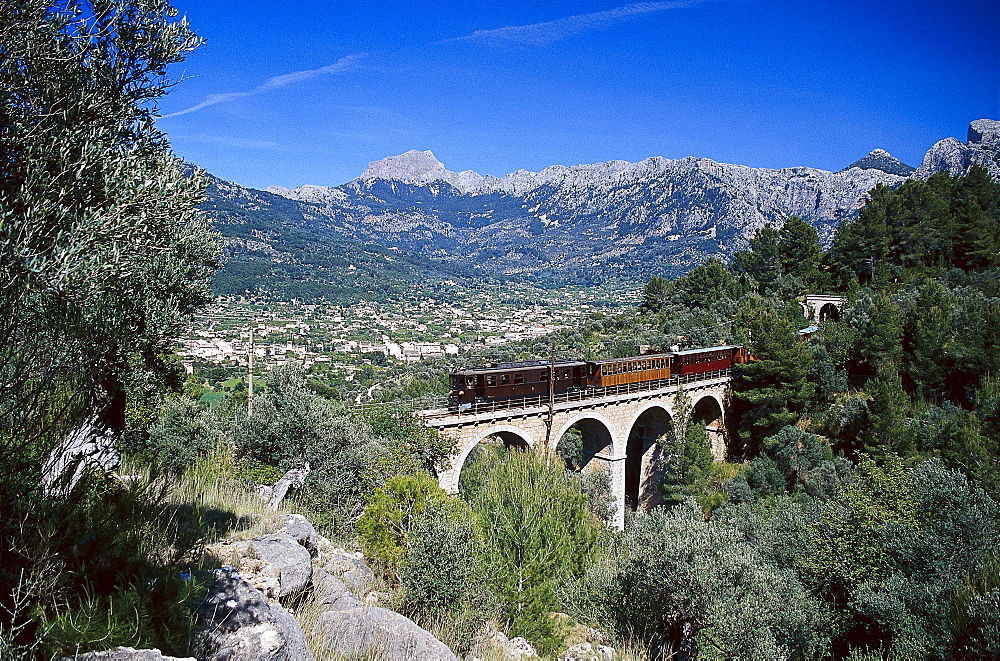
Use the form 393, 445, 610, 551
247, 119, 999, 284
913, 119, 1000, 180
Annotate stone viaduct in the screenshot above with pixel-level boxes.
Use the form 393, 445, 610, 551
419, 373, 733, 529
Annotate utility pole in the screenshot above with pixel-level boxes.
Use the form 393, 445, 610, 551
247, 328, 255, 417
544, 343, 556, 460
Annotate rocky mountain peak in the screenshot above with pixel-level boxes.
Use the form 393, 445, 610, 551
914, 119, 1000, 180
841, 148, 915, 176
968, 119, 1000, 149
359, 150, 487, 192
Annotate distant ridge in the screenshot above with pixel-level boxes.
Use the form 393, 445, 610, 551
208, 119, 1000, 295
840, 148, 915, 176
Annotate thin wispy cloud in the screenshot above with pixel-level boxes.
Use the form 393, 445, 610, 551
161, 53, 364, 118
445, 1, 705, 46
173, 134, 280, 149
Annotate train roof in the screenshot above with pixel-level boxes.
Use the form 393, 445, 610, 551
672, 344, 742, 356
591, 353, 674, 364
452, 359, 587, 375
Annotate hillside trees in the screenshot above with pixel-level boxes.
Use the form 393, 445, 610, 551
828, 167, 1000, 283
732, 297, 814, 451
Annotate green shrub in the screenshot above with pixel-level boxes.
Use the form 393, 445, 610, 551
356, 473, 467, 574
401, 502, 482, 616
462, 448, 607, 652
133, 396, 222, 474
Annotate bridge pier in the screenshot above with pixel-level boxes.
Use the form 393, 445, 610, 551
424, 374, 733, 530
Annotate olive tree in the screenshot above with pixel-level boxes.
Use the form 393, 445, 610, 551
0, 0, 219, 498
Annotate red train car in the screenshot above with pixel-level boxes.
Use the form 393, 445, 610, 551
447, 345, 746, 411
671, 345, 745, 376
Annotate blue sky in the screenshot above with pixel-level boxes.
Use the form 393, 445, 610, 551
157, 0, 1000, 190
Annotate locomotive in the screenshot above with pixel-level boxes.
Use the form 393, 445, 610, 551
448, 344, 746, 408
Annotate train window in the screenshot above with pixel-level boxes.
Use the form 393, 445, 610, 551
501, 374, 510, 385
563, 369, 571, 379
486, 375, 497, 387
513, 373, 524, 384
466, 377, 475, 387
540, 369, 549, 381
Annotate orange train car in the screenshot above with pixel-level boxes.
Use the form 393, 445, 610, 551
590, 353, 673, 387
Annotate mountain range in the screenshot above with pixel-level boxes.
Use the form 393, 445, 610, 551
202, 119, 1000, 299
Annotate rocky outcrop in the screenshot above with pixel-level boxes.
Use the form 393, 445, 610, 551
65, 648, 193, 660
206, 533, 312, 600
913, 119, 1000, 180
278, 513, 319, 556
320, 548, 375, 592
313, 605, 457, 660
191, 567, 313, 661
558, 643, 615, 660
308, 565, 457, 660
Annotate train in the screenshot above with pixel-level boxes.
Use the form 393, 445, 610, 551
448, 344, 747, 408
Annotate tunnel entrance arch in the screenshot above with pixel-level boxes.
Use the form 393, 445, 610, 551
819, 302, 840, 322
625, 405, 672, 512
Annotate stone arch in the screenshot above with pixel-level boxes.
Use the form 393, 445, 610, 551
553, 412, 616, 472
819, 302, 840, 322
452, 424, 534, 488
624, 404, 673, 512
691, 393, 727, 461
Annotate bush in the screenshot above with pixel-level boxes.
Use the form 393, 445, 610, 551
462, 448, 607, 652
401, 503, 482, 616
569, 501, 828, 659
356, 474, 468, 575
134, 396, 222, 473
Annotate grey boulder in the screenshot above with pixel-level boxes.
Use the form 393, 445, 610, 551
322, 549, 375, 592
192, 568, 313, 661
63, 648, 193, 660
312, 568, 363, 611
249, 533, 312, 598
313, 606, 457, 661
278, 513, 319, 556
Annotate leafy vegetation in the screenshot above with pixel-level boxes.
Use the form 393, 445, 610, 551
3, 0, 999, 655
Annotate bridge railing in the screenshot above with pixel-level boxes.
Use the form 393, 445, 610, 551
420, 368, 732, 421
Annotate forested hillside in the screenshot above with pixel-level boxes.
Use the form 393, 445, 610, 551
118, 166, 1000, 659
3, 1, 998, 657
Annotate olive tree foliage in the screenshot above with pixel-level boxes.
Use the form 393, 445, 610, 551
568, 502, 828, 660
0, 0, 219, 497
802, 457, 1000, 657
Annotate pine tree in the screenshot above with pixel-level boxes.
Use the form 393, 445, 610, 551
733, 298, 815, 451
778, 216, 821, 285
